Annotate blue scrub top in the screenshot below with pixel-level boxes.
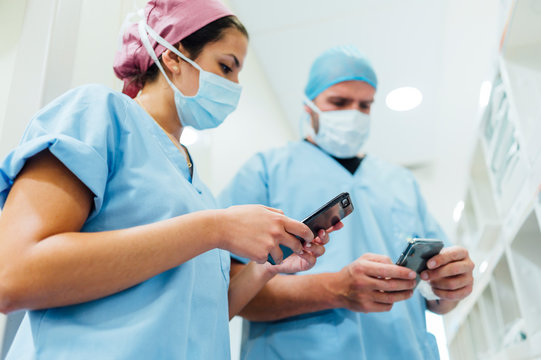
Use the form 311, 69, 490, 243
218, 141, 448, 360
0, 85, 231, 359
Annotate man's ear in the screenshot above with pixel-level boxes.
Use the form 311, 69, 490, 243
303, 105, 319, 133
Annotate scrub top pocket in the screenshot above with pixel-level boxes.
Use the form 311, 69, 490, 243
390, 206, 424, 259
258, 311, 342, 359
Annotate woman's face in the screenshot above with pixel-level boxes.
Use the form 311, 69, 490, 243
175, 28, 248, 96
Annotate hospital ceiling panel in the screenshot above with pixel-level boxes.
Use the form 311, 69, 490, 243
231, 0, 446, 166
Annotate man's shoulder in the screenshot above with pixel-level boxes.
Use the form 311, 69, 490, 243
366, 155, 415, 179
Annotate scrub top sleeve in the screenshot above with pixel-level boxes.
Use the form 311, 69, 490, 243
413, 179, 451, 246
218, 153, 271, 264
218, 153, 271, 208
0, 85, 123, 220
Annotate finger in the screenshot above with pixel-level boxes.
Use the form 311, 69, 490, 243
422, 259, 474, 280
268, 246, 284, 265
277, 232, 304, 255
372, 278, 417, 292
326, 221, 344, 233
363, 261, 417, 280
426, 246, 468, 269
432, 284, 473, 301
313, 229, 329, 245
429, 274, 472, 291
372, 290, 414, 304
262, 206, 284, 215
296, 251, 316, 268
360, 253, 393, 265
283, 217, 314, 244
365, 302, 393, 313
304, 242, 325, 257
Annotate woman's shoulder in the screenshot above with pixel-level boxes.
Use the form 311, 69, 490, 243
53, 84, 131, 108
33, 84, 134, 128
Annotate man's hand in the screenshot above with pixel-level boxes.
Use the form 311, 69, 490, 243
421, 246, 474, 301
331, 253, 418, 313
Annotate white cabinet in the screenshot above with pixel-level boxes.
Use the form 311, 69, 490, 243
444, 1, 541, 359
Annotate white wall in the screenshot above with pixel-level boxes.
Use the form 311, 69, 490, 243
410, 0, 507, 240
0, 0, 26, 142
0, 0, 28, 355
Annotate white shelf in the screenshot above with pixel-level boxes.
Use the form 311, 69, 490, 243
508, 209, 541, 337
446, 1, 541, 358
501, 0, 541, 168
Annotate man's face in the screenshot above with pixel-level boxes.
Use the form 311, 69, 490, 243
313, 80, 376, 114
308, 80, 376, 133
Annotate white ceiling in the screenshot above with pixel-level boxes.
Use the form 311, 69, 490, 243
229, 0, 507, 167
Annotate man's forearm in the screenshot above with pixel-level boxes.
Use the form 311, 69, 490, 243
231, 262, 343, 321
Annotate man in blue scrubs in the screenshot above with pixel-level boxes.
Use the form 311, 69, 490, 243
219, 46, 475, 359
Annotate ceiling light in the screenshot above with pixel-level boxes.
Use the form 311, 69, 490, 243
385, 87, 423, 111
479, 260, 488, 274
180, 126, 199, 146
453, 200, 465, 223
479, 80, 492, 107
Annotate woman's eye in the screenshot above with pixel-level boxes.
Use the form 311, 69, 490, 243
220, 63, 232, 74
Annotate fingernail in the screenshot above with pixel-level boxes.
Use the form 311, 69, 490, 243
421, 272, 428, 280
306, 243, 312, 248
409, 272, 417, 279
298, 250, 304, 255
428, 260, 436, 269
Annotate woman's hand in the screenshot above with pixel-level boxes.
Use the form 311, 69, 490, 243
217, 205, 314, 264
270, 222, 343, 274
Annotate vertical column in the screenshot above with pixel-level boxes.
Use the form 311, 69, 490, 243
0, 0, 83, 158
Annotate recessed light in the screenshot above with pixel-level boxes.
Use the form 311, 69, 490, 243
479, 80, 492, 107
385, 87, 423, 111
479, 260, 488, 274
453, 200, 465, 223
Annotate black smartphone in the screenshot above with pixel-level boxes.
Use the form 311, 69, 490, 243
268, 192, 354, 265
395, 238, 444, 285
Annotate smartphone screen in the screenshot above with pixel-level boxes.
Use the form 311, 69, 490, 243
395, 238, 444, 284
268, 192, 354, 265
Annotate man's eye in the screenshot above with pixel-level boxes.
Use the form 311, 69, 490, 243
360, 103, 371, 110
220, 63, 232, 74
331, 100, 346, 107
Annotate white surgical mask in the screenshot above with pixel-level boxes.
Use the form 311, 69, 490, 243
138, 20, 242, 130
304, 96, 370, 158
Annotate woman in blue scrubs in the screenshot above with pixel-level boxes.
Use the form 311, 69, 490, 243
0, 1, 328, 359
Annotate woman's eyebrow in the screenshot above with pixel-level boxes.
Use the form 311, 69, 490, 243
225, 53, 240, 68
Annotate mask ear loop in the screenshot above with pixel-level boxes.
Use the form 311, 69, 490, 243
138, 20, 182, 92
141, 21, 203, 72
302, 95, 322, 137
303, 95, 322, 114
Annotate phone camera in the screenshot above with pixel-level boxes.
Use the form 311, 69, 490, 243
341, 198, 350, 208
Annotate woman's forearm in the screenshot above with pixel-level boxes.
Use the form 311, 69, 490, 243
228, 261, 276, 319
0, 210, 222, 313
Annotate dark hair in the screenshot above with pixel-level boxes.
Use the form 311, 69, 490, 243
137, 16, 248, 88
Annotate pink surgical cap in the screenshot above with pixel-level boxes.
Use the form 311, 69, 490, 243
113, 0, 234, 98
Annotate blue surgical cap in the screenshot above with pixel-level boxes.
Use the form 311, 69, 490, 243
304, 45, 377, 100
